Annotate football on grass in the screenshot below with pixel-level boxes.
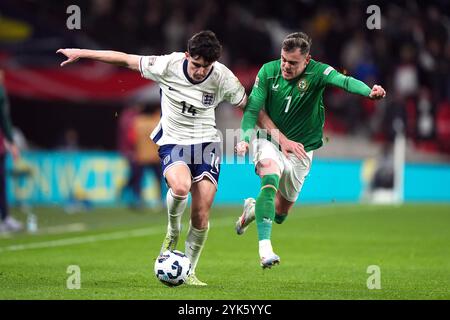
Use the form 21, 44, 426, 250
154, 250, 191, 286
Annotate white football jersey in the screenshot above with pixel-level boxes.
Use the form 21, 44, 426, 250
139, 52, 246, 146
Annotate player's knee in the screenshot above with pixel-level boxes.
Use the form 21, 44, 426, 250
171, 182, 191, 197
257, 160, 280, 176
258, 159, 277, 169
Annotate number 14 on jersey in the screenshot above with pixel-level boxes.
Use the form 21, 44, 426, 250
181, 101, 197, 116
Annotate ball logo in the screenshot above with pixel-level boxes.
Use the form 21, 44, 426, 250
167, 261, 183, 279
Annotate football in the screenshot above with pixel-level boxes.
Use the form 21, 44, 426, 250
154, 250, 191, 286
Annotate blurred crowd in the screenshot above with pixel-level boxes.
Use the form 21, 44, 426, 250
0, 0, 449, 154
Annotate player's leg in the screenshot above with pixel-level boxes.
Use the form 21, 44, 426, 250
185, 178, 216, 286
255, 159, 282, 268
161, 164, 191, 253
184, 141, 220, 285
236, 138, 285, 228
236, 139, 283, 236
275, 150, 315, 224
236, 190, 294, 229
159, 144, 193, 253
274, 192, 295, 224
185, 142, 222, 285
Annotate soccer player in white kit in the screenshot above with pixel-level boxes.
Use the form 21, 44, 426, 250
57, 31, 247, 285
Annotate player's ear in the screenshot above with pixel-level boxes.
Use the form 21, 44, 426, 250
305, 54, 311, 64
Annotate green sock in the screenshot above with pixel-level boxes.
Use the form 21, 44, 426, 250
274, 213, 287, 224
255, 174, 280, 241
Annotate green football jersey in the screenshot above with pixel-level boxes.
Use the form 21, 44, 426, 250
243, 58, 371, 152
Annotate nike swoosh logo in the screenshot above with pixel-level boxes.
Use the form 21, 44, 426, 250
168, 87, 177, 91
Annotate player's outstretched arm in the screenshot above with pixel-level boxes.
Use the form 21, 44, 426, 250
326, 70, 386, 100
56, 49, 140, 71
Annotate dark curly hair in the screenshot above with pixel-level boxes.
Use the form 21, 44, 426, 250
187, 30, 222, 63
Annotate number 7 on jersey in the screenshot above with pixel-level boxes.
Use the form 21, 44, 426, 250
284, 96, 292, 113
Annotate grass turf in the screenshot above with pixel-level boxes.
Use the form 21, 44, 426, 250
0, 204, 449, 299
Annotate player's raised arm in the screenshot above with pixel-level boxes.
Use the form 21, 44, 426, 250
56, 49, 141, 71
325, 68, 386, 100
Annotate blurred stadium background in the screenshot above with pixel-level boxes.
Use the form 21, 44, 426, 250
0, 0, 449, 299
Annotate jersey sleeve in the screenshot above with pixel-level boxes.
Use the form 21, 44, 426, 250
248, 65, 268, 108
241, 66, 268, 142
138, 54, 173, 82
222, 71, 246, 107
319, 63, 371, 97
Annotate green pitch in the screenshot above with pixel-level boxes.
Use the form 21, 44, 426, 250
0, 204, 449, 299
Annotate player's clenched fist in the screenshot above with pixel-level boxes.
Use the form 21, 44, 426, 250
235, 141, 249, 156
369, 84, 386, 100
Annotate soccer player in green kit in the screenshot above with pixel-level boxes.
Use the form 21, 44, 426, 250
235, 32, 386, 268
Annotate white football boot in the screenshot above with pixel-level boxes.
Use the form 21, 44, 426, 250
260, 253, 281, 269
235, 198, 256, 235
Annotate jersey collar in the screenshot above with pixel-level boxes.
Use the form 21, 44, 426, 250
183, 59, 214, 85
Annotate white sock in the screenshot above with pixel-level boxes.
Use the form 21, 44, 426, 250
166, 189, 188, 236
259, 239, 274, 258
185, 222, 209, 274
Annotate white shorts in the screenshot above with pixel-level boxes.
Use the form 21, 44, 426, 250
252, 139, 313, 202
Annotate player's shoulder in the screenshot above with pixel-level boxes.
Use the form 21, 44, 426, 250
211, 60, 236, 78
260, 59, 280, 75
210, 61, 241, 88
308, 59, 334, 75
164, 52, 185, 65
141, 52, 184, 72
